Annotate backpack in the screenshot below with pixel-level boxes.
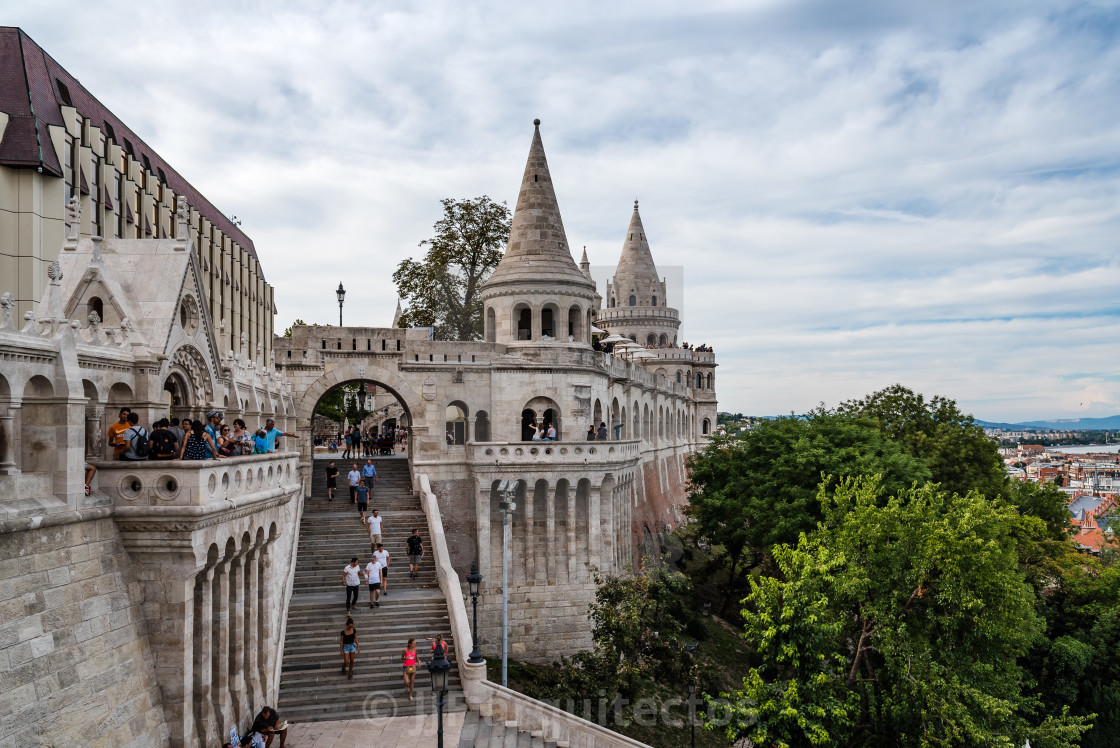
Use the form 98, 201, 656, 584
127, 427, 150, 459
151, 429, 177, 459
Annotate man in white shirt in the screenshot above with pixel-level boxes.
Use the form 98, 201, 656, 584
366, 509, 384, 553
363, 555, 383, 608
373, 543, 390, 595
347, 464, 361, 504
342, 557, 362, 612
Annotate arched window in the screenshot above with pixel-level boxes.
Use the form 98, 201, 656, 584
702, 418, 711, 435
646, 334, 656, 346
567, 305, 581, 342
675, 371, 682, 384
541, 307, 555, 338
629, 295, 636, 306
516, 306, 532, 340
486, 307, 496, 343
651, 296, 657, 306
521, 409, 538, 441
658, 334, 667, 345
445, 402, 468, 445
629, 334, 637, 342
696, 373, 703, 389
610, 297, 615, 308
474, 410, 491, 442
707, 373, 713, 389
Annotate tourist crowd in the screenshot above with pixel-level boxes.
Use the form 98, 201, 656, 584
106, 407, 298, 462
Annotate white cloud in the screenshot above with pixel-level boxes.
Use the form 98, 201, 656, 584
10, 0, 1120, 422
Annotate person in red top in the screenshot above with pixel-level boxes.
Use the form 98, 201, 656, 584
401, 638, 417, 701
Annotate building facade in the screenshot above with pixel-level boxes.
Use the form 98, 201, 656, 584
0, 27, 276, 364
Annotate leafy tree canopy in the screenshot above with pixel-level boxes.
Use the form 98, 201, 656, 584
834, 383, 1006, 498
393, 196, 511, 340
724, 477, 1093, 748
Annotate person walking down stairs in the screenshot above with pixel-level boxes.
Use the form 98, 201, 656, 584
401, 638, 417, 701
342, 557, 361, 612
340, 617, 359, 681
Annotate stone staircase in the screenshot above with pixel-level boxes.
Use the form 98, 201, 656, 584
276, 456, 467, 721
458, 710, 568, 747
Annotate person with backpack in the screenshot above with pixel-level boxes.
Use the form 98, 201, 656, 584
121, 412, 150, 461
148, 419, 180, 460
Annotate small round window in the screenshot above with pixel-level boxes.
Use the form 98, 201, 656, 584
179, 295, 199, 334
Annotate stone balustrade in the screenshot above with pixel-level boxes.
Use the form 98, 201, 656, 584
644, 349, 715, 364
470, 440, 641, 466
597, 307, 680, 321
91, 451, 300, 507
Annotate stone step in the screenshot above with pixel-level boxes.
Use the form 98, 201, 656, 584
278, 456, 465, 722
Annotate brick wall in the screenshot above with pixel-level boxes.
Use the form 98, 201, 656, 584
0, 517, 169, 746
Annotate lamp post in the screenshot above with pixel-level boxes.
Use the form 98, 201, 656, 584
497, 479, 519, 687
467, 562, 484, 664
336, 282, 346, 326
428, 645, 451, 748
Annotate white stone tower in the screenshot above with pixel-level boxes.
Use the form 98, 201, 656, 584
481, 120, 597, 346
600, 201, 681, 346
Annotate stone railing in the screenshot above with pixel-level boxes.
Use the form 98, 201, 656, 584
596, 307, 679, 322
644, 349, 716, 364
470, 440, 641, 467
91, 451, 300, 507
477, 682, 652, 748
418, 474, 651, 747
417, 474, 488, 704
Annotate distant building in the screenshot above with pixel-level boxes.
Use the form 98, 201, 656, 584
0, 27, 275, 363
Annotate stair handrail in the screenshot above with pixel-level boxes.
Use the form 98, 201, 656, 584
416, 473, 488, 705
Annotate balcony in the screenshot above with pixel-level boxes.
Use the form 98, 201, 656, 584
91, 451, 300, 508
469, 440, 641, 468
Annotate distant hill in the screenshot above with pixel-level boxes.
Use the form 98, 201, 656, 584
977, 416, 1120, 431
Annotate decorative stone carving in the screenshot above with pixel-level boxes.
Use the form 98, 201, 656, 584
47, 260, 63, 282
64, 195, 80, 244
0, 292, 13, 329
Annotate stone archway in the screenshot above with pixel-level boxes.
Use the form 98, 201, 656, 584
295, 362, 427, 490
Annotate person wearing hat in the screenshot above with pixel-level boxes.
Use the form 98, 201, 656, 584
205, 410, 224, 453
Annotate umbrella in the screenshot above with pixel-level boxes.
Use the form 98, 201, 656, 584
591, 325, 607, 334
601, 333, 628, 343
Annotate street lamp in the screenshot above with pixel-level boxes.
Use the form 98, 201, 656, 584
428, 646, 452, 748
336, 282, 346, 326
467, 562, 484, 664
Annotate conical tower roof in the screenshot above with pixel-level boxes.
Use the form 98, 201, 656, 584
484, 120, 595, 291
613, 200, 660, 284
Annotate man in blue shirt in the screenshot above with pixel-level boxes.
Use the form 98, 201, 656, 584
360, 460, 378, 505
205, 410, 223, 449
263, 418, 297, 453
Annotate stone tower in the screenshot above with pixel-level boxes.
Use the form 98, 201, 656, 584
600, 201, 681, 346
481, 120, 597, 345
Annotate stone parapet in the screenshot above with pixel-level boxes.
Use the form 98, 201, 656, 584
596, 307, 679, 322
470, 440, 641, 469
90, 451, 300, 508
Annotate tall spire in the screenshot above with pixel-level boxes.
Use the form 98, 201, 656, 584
484, 120, 595, 290
614, 199, 660, 283
392, 299, 402, 327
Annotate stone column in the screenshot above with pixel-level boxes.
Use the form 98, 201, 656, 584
212, 556, 234, 731
258, 541, 275, 701
193, 567, 219, 746
0, 411, 17, 475
476, 482, 491, 584
567, 488, 577, 583
545, 483, 556, 583
523, 487, 535, 585
84, 406, 103, 461
244, 546, 263, 712
229, 552, 247, 724
589, 482, 601, 573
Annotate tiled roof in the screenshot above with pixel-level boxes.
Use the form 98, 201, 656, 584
0, 27, 261, 273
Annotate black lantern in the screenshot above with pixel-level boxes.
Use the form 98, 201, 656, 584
467, 562, 483, 664
428, 646, 452, 748
336, 282, 346, 326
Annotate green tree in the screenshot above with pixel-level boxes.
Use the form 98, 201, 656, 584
835, 384, 1006, 498
686, 414, 927, 612
282, 319, 306, 337
723, 477, 1093, 747
393, 196, 511, 340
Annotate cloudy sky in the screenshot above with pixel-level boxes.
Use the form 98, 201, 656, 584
11, 1, 1120, 422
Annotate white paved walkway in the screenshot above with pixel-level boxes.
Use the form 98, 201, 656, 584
286, 712, 464, 747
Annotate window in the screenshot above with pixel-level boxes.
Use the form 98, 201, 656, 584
702, 418, 711, 435
63, 135, 74, 201
609, 297, 615, 307
652, 296, 657, 306
629, 295, 636, 306
516, 307, 532, 340
445, 402, 468, 445
89, 296, 104, 322
56, 79, 73, 107
647, 334, 656, 346
90, 156, 101, 236
675, 371, 681, 384
696, 373, 703, 389
114, 174, 123, 238
541, 308, 555, 338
